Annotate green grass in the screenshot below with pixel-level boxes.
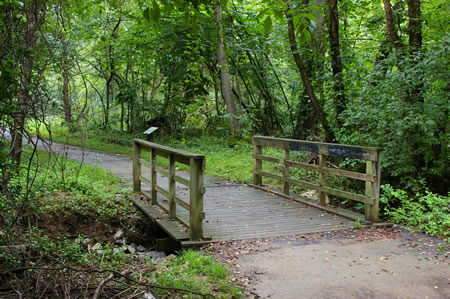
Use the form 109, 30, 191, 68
1, 144, 243, 297
152, 249, 243, 298
34, 124, 256, 183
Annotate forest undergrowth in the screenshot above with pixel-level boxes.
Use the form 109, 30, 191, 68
0, 146, 242, 298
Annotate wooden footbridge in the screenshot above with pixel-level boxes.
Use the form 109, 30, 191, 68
131, 136, 382, 248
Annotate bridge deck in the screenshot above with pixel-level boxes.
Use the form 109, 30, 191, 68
133, 178, 354, 244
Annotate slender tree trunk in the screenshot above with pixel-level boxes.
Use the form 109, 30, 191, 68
11, 0, 46, 165
215, 2, 239, 134
382, 0, 403, 53
285, 7, 335, 142
62, 51, 72, 123
327, 0, 346, 127
57, 4, 72, 123
407, 0, 423, 104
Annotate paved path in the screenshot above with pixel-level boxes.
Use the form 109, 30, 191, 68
238, 231, 449, 299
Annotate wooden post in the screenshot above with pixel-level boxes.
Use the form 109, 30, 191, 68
168, 153, 176, 219
365, 152, 381, 222
189, 158, 204, 240
253, 142, 262, 185
133, 142, 141, 192
150, 148, 157, 205
283, 149, 290, 195
318, 154, 328, 206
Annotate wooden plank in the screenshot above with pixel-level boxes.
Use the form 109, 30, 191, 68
174, 196, 190, 210
139, 175, 152, 187
157, 200, 190, 227
168, 154, 176, 219
174, 174, 190, 187
134, 138, 205, 159
131, 195, 166, 219
255, 170, 371, 204
365, 159, 380, 222
155, 165, 169, 177
151, 148, 157, 205
253, 144, 263, 185
133, 143, 141, 192
321, 186, 372, 204
253, 136, 382, 161
283, 149, 290, 195
157, 219, 190, 241
139, 158, 152, 169
257, 170, 319, 190
285, 160, 375, 182
319, 154, 328, 206
155, 184, 169, 198
285, 159, 318, 171
254, 154, 282, 164
189, 158, 204, 240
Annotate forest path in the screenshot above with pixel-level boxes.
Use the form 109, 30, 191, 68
31, 137, 222, 188
236, 230, 449, 298
32, 138, 449, 298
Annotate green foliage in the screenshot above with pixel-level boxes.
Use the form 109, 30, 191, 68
153, 249, 243, 298
381, 185, 449, 241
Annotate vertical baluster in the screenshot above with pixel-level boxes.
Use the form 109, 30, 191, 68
168, 153, 176, 219
283, 149, 290, 195
133, 142, 141, 192
150, 148, 157, 205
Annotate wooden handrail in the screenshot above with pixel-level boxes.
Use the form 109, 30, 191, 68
253, 136, 382, 222
133, 139, 205, 240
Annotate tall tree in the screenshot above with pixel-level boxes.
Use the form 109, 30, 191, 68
215, 2, 239, 134
11, 0, 47, 164
327, 0, 346, 127
284, 1, 335, 142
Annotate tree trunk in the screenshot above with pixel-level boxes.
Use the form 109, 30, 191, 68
382, 0, 404, 53
11, 0, 46, 165
215, 3, 239, 134
327, 0, 346, 127
62, 58, 72, 123
285, 7, 335, 142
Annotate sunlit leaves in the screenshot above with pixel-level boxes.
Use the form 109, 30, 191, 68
143, 0, 161, 24
263, 16, 272, 35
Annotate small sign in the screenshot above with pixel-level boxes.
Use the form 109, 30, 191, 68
143, 127, 158, 135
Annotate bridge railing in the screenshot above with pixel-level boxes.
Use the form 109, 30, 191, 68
133, 139, 205, 240
252, 136, 382, 222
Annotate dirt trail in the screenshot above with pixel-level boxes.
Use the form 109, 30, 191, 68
33, 139, 449, 298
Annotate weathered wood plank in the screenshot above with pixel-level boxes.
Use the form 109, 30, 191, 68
139, 175, 152, 187
283, 149, 290, 195
135, 139, 205, 159
151, 148, 157, 205
189, 158, 204, 240
131, 195, 166, 219
139, 158, 152, 169
155, 184, 169, 198
133, 143, 141, 192
157, 219, 189, 241
174, 174, 190, 187
253, 136, 381, 161
319, 154, 327, 206
253, 144, 262, 185
168, 154, 176, 219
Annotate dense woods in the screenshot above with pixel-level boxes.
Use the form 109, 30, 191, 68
0, 0, 448, 296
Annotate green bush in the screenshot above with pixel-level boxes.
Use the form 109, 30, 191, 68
381, 184, 449, 241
